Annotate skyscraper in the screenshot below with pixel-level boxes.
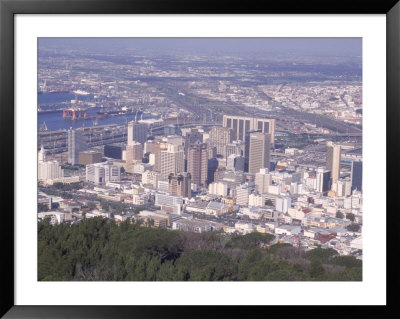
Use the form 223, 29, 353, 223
127, 121, 148, 145
184, 128, 203, 154
316, 167, 331, 193
187, 142, 208, 187
160, 144, 184, 178
248, 132, 271, 174
255, 168, 271, 194
351, 160, 362, 191
38, 160, 64, 181
222, 115, 275, 145
207, 157, 219, 184
208, 126, 233, 158
244, 129, 260, 172
150, 142, 168, 172
67, 128, 88, 165
168, 172, 191, 198
326, 141, 341, 183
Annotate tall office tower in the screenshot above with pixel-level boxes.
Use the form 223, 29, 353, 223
208, 126, 233, 158
151, 142, 168, 172
67, 128, 88, 165
187, 142, 208, 187
244, 130, 260, 172
160, 144, 184, 178
168, 172, 192, 198
184, 129, 203, 154
38, 160, 64, 181
38, 145, 46, 163
255, 168, 271, 194
227, 154, 245, 172
226, 140, 245, 158
207, 157, 219, 184
351, 160, 362, 191
127, 121, 148, 145
248, 132, 271, 174
126, 142, 143, 163
222, 115, 275, 145
316, 167, 331, 193
326, 141, 341, 183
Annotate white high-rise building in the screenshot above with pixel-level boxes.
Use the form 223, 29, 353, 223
160, 144, 184, 178
38, 160, 64, 181
38, 145, 64, 181
236, 184, 252, 206
248, 193, 265, 207
208, 182, 228, 197
255, 168, 271, 194
275, 195, 292, 213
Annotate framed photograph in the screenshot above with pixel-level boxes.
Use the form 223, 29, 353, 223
1, 0, 398, 317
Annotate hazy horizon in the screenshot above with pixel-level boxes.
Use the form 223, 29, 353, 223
39, 38, 362, 58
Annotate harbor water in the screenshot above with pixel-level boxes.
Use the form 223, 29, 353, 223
38, 92, 153, 131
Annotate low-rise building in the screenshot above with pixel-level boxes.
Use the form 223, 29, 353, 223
172, 219, 222, 233
38, 211, 65, 225
234, 221, 256, 234
78, 151, 102, 165
205, 201, 229, 216
275, 225, 301, 236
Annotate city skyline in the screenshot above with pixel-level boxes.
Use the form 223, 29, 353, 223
37, 37, 363, 282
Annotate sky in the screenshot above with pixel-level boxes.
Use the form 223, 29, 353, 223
39, 38, 362, 57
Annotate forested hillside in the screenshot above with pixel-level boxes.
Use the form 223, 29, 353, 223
38, 217, 362, 281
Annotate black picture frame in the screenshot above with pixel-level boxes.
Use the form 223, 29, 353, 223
1, 0, 398, 317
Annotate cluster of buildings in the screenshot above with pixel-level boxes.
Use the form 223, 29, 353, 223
38, 114, 363, 257
260, 84, 363, 125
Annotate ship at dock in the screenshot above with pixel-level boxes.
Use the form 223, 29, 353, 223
62, 107, 88, 120
62, 95, 88, 120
